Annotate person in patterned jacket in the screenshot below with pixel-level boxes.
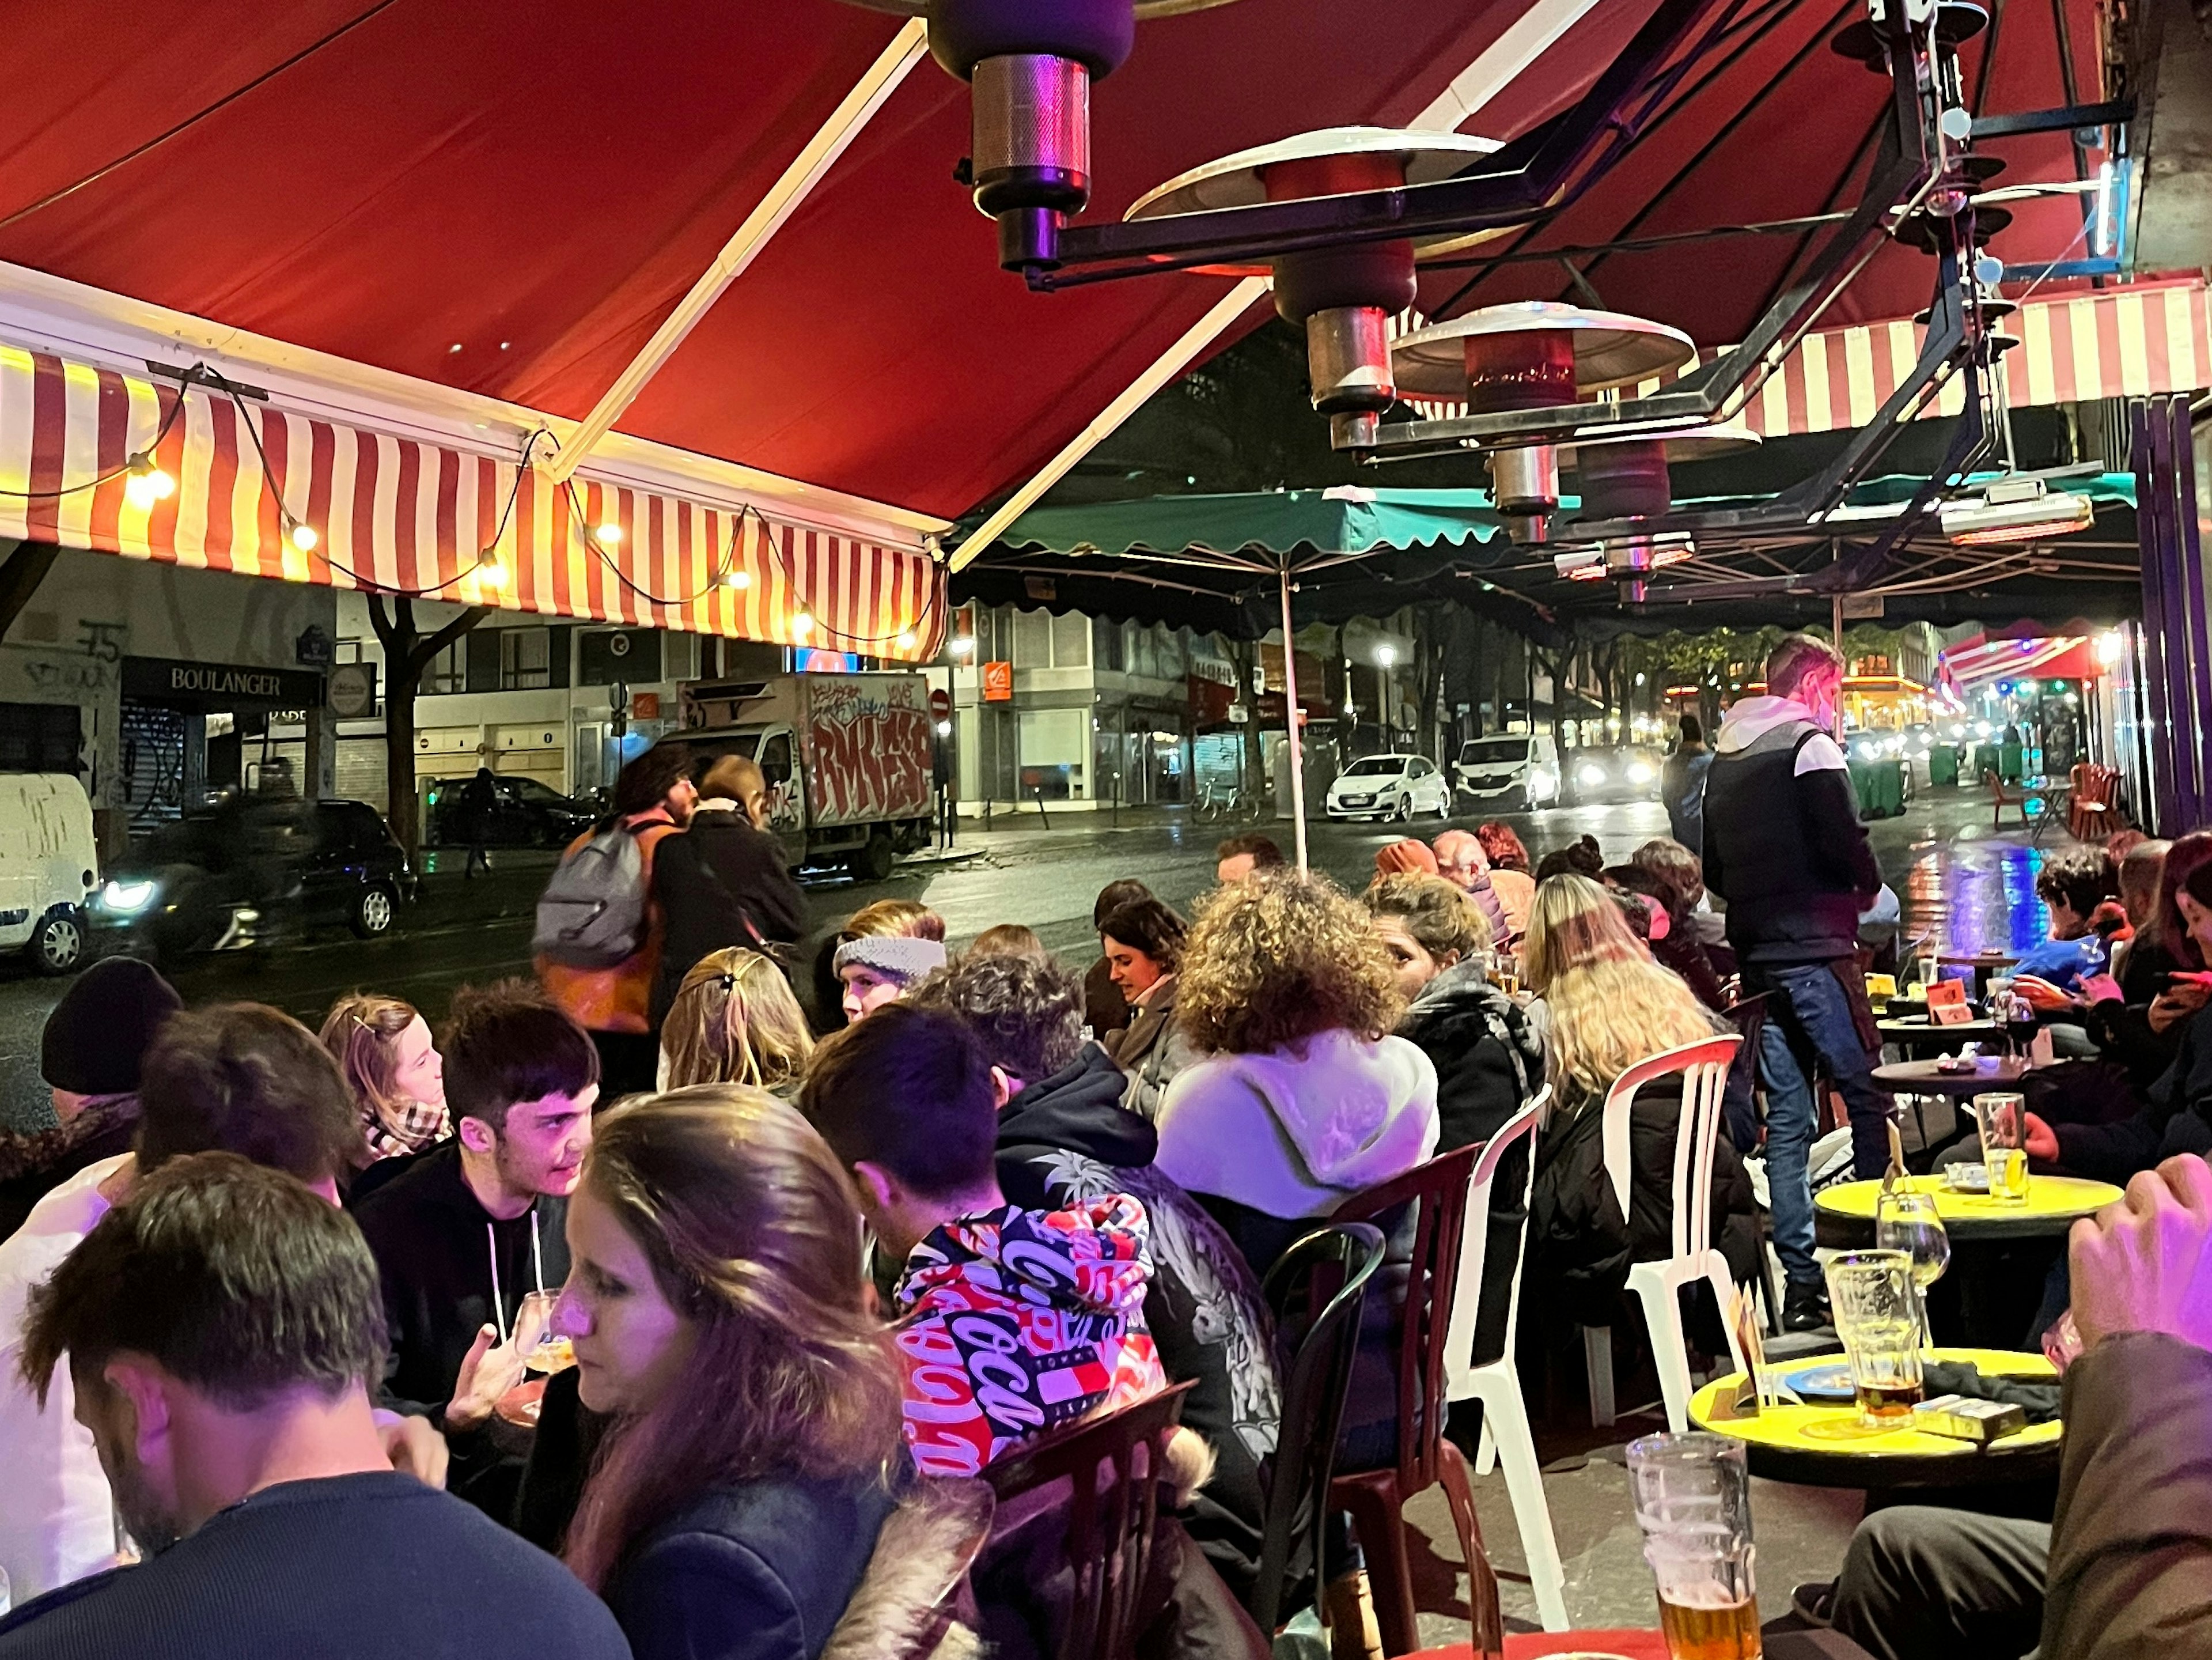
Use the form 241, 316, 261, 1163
801, 1003, 1165, 1478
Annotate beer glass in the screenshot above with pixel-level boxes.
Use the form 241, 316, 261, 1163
1975, 1091, 2032, 1205
1627, 1432, 1762, 1660
1825, 1251, 1923, 1427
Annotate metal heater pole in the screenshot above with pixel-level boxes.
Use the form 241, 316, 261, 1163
1279, 564, 1310, 872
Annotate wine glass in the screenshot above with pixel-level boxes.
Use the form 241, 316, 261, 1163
1875, 1189, 1950, 1352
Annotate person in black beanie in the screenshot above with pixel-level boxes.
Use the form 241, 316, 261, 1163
0, 958, 180, 1239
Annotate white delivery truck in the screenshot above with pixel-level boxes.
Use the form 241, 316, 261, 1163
0, 772, 99, 973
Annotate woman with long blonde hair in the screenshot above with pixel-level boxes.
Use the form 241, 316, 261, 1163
1521, 875, 1758, 1331
318, 992, 449, 1166
657, 948, 813, 1095
532, 1086, 909, 1656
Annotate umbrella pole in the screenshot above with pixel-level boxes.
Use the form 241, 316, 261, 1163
1279, 564, 1310, 871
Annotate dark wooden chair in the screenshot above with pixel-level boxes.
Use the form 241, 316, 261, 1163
1327, 1142, 1506, 1658
982, 1381, 1196, 1660
1249, 1221, 1389, 1637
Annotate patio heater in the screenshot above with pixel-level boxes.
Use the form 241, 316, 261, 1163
1390, 302, 1696, 544
1124, 128, 1503, 448
840, 0, 1244, 267
1552, 422, 1761, 601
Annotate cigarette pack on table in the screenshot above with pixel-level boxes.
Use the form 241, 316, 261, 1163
1910, 1394, 2028, 1444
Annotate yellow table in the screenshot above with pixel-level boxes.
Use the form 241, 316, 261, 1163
1814, 1173, 2122, 1247
1689, 1347, 2061, 1489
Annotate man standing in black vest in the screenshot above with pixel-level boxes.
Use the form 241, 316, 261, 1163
1704, 633, 1891, 1331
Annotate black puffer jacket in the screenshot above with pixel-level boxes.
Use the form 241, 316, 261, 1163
1396, 963, 1542, 1368
1529, 1073, 1760, 1335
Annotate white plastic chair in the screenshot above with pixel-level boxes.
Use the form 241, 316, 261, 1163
1441, 1092, 1569, 1632
1578, 1034, 1748, 1433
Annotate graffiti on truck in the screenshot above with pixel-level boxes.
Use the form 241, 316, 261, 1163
806, 682, 931, 826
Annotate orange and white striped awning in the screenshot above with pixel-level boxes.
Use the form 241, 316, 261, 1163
1401, 278, 2211, 441
0, 341, 945, 660
1646, 277, 2212, 438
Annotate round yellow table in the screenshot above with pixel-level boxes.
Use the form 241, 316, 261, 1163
1813, 1173, 2122, 1247
1688, 1347, 2061, 1489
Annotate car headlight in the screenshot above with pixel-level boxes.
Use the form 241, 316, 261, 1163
1627, 761, 1656, 785
1577, 763, 1607, 787
101, 879, 157, 913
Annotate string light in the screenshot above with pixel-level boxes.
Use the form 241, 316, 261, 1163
895, 629, 918, 650
593, 522, 623, 549
123, 453, 175, 511
288, 520, 319, 553
949, 635, 976, 657
478, 549, 508, 588
791, 611, 815, 640
722, 569, 751, 590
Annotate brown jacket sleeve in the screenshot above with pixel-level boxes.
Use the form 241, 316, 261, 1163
2043, 1331, 2212, 1659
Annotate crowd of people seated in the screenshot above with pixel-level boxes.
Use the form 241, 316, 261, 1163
0, 632, 2207, 1660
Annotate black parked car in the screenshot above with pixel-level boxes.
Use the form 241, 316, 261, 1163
425, 773, 595, 849
94, 797, 414, 955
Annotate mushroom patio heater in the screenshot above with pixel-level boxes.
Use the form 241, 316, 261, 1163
1556, 422, 1760, 600
843, 0, 1244, 267
1125, 127, 1503, 448
1390, 302, 1695, 543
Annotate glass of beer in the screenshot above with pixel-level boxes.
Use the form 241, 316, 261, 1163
1975, 1092, 2032, 1205
1628, 1432, 1761, 1659
1825, 1251, 1923, 1427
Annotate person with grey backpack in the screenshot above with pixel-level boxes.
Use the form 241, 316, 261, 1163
535, 745, 696, 1095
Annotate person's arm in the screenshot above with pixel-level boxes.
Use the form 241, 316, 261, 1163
606, 1530, 809, 1660
2043, 1158, 2212, 1659
1793, 733, 1882, 899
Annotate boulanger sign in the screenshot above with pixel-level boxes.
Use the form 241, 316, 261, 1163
122, 656, 328, 711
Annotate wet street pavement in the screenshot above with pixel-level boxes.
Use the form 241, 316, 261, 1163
0, 782, 2071, 1135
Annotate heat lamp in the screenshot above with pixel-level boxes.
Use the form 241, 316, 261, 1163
1124, 127, 1502, 447
1940, 477, 2096, 545
840, 0, 1244, 267
1391, 302, 1695, 539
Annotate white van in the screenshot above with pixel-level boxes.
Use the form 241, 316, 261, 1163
1452, 733, 1562, 810
0, 773, 99, 973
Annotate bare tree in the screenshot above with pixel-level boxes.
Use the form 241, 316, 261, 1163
366, 595, 487, 858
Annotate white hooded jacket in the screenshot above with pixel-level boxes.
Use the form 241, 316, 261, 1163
1153, 1029, 1441, 1220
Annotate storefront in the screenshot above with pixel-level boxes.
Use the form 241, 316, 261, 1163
118, 655, 329, 821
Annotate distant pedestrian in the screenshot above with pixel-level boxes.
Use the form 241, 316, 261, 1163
459, 767, 497, 879
1660, 715, 1712, 856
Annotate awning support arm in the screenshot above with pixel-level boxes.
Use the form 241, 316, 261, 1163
542, 18, 929, 483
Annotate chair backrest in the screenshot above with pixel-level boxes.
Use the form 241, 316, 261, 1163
1597, 1034, 1743, 1260
982, 1381, 1195, 1660
1330, 1140, 1483, 1495
1442, 1093, 1546, 1400
1250, 1222, 1388, 1636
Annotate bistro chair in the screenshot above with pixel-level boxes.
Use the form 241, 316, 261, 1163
1249, 1222, 1388, 1638
1327, 1141, 1506, 1658
1579, 1034, 1748, 1433
982, 1381, 1195, 1660
1440, 1095, 1569, 1633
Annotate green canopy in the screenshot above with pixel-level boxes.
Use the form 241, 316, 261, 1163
997, 485, 1510, 558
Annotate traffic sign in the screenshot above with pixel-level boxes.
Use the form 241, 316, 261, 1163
929, 686, 952, 721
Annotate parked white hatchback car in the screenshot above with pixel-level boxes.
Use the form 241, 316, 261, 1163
0, 772, 99, 974
1325, 753, 1455, 822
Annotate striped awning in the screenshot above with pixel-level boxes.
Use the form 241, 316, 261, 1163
0, 341, 945, 660
1403, 278, 2211, 440
1938, 633, 2104, 694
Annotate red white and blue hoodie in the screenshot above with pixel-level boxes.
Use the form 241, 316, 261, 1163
891, 1195, 1164, 1479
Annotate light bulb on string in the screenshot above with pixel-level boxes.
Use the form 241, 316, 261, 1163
124, 452, 175, 511
895, 629, 918, 651
791, 611, 815, 640
722, 568, 751, 590
593, 522, 623, 549
478, 550, 508, 588
289, 520, 319, 553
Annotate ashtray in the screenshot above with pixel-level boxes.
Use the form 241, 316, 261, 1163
1944, 1163, 1991, 1193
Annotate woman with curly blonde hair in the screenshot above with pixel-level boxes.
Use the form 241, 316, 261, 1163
524, 1086, 911, 1656
1520, 875, 1758, 1330
1157, 868, 1438, 1262
657, 948, 813, 1095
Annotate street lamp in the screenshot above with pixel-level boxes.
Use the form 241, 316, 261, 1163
1374, 643, 1397, 751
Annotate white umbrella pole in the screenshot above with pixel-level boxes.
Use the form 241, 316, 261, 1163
1279, 564, 1310, 872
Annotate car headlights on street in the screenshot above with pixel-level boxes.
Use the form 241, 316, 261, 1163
100, 879, 157, 913
1577, 762, 1607, 788
1627, 760, 1657, 785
